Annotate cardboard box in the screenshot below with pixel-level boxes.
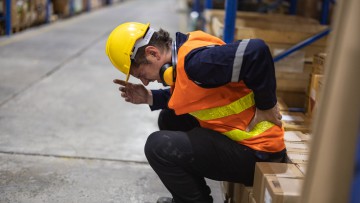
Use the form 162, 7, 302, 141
313, 53, 327, 74
306, 74, 324, 117
249, 193, 256, 203
264, 176, 304, 203
233, 183, 253, 203
285, 141, 309, 153
295, 163, 307, 175
206, 9, 328, 59
284, 131, 302, 142
276, 91, 307, 109
284, 131, 311, 142
53, 0, 70, 17
277, 97, 288, 111
286, 151, 309, 164
295, 131, 311, 142
253, 163, 304, 203
281, 111, 312, 133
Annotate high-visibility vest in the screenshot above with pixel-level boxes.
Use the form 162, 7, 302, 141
168, 31, 285, 152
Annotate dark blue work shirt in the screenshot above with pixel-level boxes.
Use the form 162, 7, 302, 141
151, 32, 277, 111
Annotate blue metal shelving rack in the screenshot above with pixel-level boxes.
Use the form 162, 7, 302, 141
1, 0, 103, 36
218, 0, 335, 61
0, 0, 12, 36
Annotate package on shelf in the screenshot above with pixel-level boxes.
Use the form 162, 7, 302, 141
281, 111, 312, 133
286, 151, 309, 164
285, 141, 309, 153
264, 176, 304, 203
253, 162, 304, 203
53, 0, 70, 17
284, 131, 311, 142
277, 97, 288, 111
89, 0, 105, 10
275, 61, 313, 110
275, 62, 313, 96
31, 0, 48, 24
295, 163, 307, 175
205, 9, 329, 59
306, 73, 324, 118
233, 183, 254, 203
276, 91, 307, 110
313, 52, 327, 74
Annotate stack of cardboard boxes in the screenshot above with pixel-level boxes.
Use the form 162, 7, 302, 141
223, 130, 310, 203
204, 9, 329, 110
1, 0, 120, 35
306, 53, 326, 118
1, 0, 48, 33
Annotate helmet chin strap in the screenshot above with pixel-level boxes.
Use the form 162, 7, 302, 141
159, 40, 178, 86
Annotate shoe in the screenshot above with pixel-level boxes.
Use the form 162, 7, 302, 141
156, 197, 174, 203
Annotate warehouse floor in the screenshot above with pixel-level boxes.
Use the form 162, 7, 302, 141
0, 0, 223, 202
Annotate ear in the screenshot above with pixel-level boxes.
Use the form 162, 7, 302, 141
145, 46, 160, 60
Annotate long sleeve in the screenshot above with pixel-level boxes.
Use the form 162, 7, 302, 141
184, 38, 277, 110
150, 88, 171, 111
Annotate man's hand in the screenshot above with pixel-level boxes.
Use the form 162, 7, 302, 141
246, 103, 282, 132
113, 79, 153, 105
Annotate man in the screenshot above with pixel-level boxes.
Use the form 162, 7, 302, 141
106, 22, 286, 203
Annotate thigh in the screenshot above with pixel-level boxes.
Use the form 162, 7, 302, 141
158, 109, 200, 131
185, 128, 264, 186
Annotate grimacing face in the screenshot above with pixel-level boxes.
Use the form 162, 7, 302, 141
130, 60, 162, 86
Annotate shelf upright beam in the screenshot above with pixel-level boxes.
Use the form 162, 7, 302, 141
87, 0, 91, 12
45, 0, 51, 23
321, 0, 331, 24
289, 0, 297, 15
223, 0, 237, 43
70, 0, 75, 16
5, 0, 11, 36
205, 0, 213, 9
192, 0, 201, 13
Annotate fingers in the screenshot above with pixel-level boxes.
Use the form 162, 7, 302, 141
113, 79, 127, 86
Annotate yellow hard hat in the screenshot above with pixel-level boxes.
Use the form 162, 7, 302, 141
105, 22, 154, 81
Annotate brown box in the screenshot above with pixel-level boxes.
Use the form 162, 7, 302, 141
306, 74, 324, 117
295, 163, 307, 175
286, 151, 309, 164
277, 97, 288, 111
285, 141, 309, 153
253, 163, 304, 203
264, 176, 304, 203
206, 9, 328, 60
281, 111, 312, 133
276, 91, 307, 109
284, 131, 311, 142
313, 53, 327, 74
233, 183, 253, 203
53, 0, 70, 17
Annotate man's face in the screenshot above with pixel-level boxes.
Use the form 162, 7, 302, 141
130, 60, 162, 86
129, 45, 169, 86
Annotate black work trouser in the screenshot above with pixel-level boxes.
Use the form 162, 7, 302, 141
144, 109, 286, 203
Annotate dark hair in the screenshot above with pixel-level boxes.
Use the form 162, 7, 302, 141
131, 28, 172, 68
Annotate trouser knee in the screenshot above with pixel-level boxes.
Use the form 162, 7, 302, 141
144, 131, 194, 166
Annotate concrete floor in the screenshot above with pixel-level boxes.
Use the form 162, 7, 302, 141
0, 0, 223, 202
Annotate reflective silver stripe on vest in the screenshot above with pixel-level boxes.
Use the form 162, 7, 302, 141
232, 39, 250, 82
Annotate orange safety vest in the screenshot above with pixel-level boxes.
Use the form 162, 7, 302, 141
168, 31, 285, 153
